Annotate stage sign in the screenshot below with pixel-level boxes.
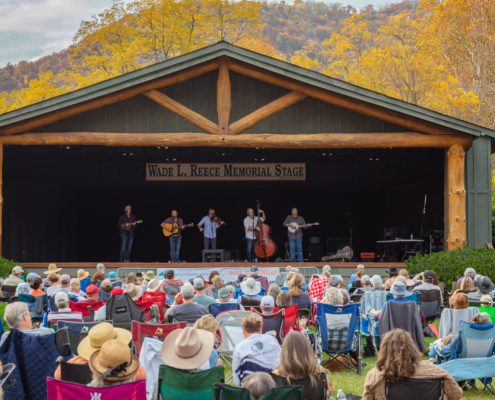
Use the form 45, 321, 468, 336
155, 267, 280, 283
145, 163, 306, 181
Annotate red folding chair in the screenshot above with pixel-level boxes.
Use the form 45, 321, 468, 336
282, 304, 299, 336
131, 321, 186, 356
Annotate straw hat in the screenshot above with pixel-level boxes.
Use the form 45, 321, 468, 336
89, 339, 139, 382
77, 322, 132, 361
240, 277, 261, 296
125, 283, 143, 301
144, 270, 155, 281
44, 263, 62, 275
147, 279, 162, 292
162, 327, 214, 370
76, 269, 89, 280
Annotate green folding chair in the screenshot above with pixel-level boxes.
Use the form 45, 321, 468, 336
158, 365, 225, 400
213, 383, 304, 400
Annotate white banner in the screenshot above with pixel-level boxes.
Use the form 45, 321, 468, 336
146, 163, 306, 181
156, 267, 280, 283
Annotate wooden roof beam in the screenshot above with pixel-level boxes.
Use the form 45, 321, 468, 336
228, 61, 457, 136
229, 91, 306, 135
216, 61, 231, 134
144, 90, 219, 135
0, 132, 472, 149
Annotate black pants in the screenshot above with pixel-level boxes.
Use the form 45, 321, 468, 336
204, 237, 217, 250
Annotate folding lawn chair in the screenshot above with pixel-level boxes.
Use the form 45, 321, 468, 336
47, 377, 146, 400
56, 356, 92, 385
213, 383, 304, 400
209, 302, 240, 317
282, 304, 299, 336
315, 302, 363, 374
131, 320, 186, 356
19, 293, 47, 323
260, 311, 284, 342
419, 289, 443, 322
57, 320, 112, 355
386, 378, 444, 400
158, 364, 224, 400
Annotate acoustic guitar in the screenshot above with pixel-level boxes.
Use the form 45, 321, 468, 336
120, 219, 143, 233
162, 222, 194, 237
287, 222, 320, 234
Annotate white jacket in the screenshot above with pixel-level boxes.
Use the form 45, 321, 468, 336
139, 337, 163, 400
232, 333, 281, 386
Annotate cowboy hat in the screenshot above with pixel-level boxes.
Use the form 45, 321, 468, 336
125, 283, 143, 301
89, 339, 139, 382
44, 263, 62, 275
76, 269, 89, 280
144, 270, 155, 281
147, 279, 162, 292
162, 327, 214, 370
240, 277, 261, 296
77, 322, 132, 361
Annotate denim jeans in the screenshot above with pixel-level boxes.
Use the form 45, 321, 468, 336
169, 235, 182, 262
289, 237, 303, 262
119, 234, 134, 262
246, 238, 256, 261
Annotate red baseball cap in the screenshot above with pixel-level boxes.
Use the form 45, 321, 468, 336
111, 288, 124, 295
86, 284, 99, 295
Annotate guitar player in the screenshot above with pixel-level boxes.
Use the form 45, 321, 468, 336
161, 209, 184, 262
118, 204, 138, 262
283, 207, 307, 262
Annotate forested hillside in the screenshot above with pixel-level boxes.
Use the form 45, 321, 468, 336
0, 0, 493, 131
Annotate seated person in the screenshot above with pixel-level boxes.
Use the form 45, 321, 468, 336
468, 276, 495, 300
164, 269, 184, 305
371, 280, 415, 319
69, 284, 105, 319
46, 292, 83, 326
275, 291, 292, 310
215, 287, 237, 304
1, 302, 52, 346
288, 273, 311, 310
29, 276, 44, 296
99, 279, 113, 303
322, 287, 343, 306
238, 278, 262, 306
162, 326, 217, 372
470, 312, 494, 329
413, 270, 443, 303
232, 315, 281, 386
260, 296, 275, 316
68, 278, 86, 301
428, 334, 458, 364
348, 264, 365, 289
242, 372, 276, 400
193, 277, 215, 308
480, 294, 493, 307
166, 283, 208, 323
363, 329, 462, 400
194, 314, 222, 351
88, 339, 142, 387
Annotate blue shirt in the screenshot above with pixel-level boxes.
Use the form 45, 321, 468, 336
198, 216, 220, 239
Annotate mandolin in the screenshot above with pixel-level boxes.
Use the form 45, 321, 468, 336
162, 222, 194, 237
287, 222, 319, 234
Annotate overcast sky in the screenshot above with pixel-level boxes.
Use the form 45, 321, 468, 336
0, 0, 390, 67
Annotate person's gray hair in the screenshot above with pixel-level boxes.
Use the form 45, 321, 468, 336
464, 267, 476, 278
322, 265, 332, 277
340, 288, 350, 305
60, 274, 71, 285
193, 277, 205, 291
181, 283, 194, 300
241, 372, 276, 400
370, 275, 383, 289
472, 312, 491, 325
55, 292, 69, 309
4, 302, 28, 328
267, 284, 281, 301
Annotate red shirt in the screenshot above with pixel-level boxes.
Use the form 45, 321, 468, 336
309, 276, 329, 302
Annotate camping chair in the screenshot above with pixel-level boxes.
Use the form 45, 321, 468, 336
385, 378, 444, 400
217, 310, 259, 384
158, 364, 224, 400
134, 298, 154, 322
438, 307, 479, 338
69, 300, 102, 322
298, 308, 311, 319
131, 320, 186, 356
2, 285, 16, 300
419, 289, 443, 322
282, 304, 299, 336
350, 292, 363, 303
458, 320, 495, 359
209, 302, 240, 317
260, 311, 284, 342
46, 377, 146, 400
57, 320, 112, 355
240, 296, 261, 308
387, 291, 421, 305
213, 383, 304, 400
106, 293, 144, 330
55, 356, 92, 385
315, 302, 363, 374
19, 293, 47, 323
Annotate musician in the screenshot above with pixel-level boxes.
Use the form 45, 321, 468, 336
198, 208, 224, 250
283, 208, 306, 262
118, 205, 137, 262
243, 207, 266, 262
161, 209, 184, 262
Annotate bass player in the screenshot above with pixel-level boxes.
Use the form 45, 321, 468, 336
161, 209, 184, 262
283, 207, 307, 262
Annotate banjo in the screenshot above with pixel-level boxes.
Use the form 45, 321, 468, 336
287, 222, 319, 234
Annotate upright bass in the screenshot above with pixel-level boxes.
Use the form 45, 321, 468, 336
254, 200, 277, 259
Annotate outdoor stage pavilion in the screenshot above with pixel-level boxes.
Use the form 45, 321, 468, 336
0, 42, 493, 275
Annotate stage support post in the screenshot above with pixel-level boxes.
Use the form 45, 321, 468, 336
0, 144, 3, 256
217, 60, 231, 135
445, 143, 467, 250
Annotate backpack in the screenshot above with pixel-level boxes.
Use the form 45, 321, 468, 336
105, 294, 144, 330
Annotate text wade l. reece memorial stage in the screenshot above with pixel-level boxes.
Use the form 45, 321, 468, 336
0, 41, 493, 273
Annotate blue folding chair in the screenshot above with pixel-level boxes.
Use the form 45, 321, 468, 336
57, 320, 112, 355
458, 320, 495, 358
18, 293, 47, 323
386, 291, 421, 304
315, 303, 363, 374
209, 303, 240, 317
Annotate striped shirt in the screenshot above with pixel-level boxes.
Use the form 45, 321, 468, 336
47, 309, 83, 325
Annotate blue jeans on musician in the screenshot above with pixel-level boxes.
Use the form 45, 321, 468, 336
289, 238, 303, 262
246, 238, 256, 261
119, 234, 134, 262
169, 235, 181, 262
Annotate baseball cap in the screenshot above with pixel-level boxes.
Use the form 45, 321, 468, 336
86, 284, 99, 295
26, 272, 40, 282
218, 287, 230, 299
250, 266, 258, 272
193, 277, 205, 290
108, 271, 118, 279
423, 270, 436, 281
260, 296, 274, 308
329, 275, 342, 287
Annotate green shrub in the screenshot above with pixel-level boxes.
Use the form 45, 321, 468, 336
406, 247, 495, 285
0, 257, 18, 279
